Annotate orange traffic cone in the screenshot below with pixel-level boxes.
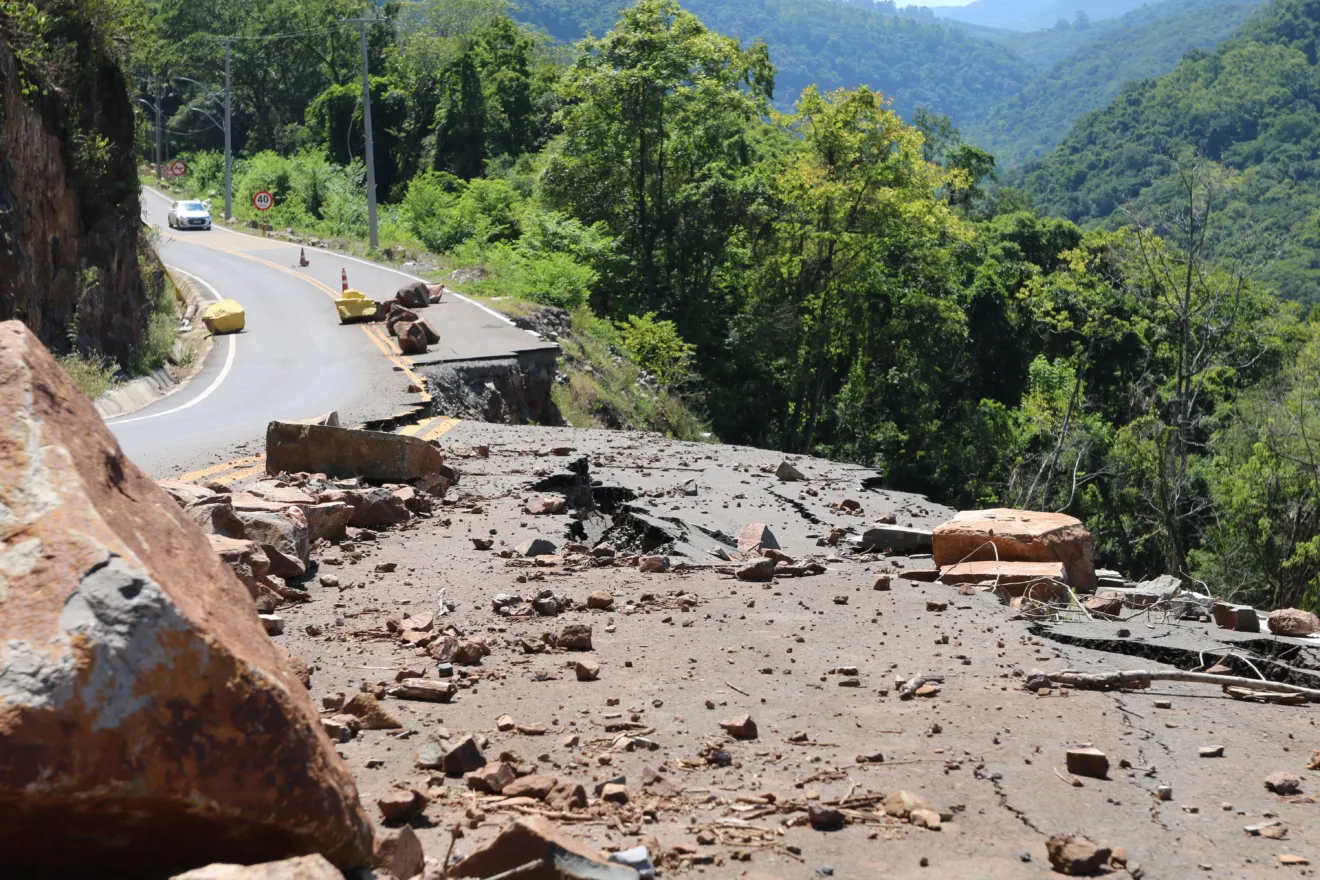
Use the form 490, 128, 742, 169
341, 268, 348, 292
299, 247, 309, 267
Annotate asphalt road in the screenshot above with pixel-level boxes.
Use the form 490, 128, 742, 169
110, 189, 554, 479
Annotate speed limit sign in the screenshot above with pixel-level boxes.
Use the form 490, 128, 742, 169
252, 190, 274, 212
169, 160, 188, 178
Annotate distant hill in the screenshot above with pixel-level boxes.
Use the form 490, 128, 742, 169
940, 0, 1155, 31
965, 0, 1268, 165
1018, 0, 1320, 303
512, 0, 1038, 119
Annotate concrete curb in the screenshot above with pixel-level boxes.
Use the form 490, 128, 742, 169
95, 269, 216, 420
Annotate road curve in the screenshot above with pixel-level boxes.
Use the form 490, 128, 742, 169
112, 189, 552, 479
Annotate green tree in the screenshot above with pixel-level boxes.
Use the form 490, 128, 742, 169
541, 0, 775, 330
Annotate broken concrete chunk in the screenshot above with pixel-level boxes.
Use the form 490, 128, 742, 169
1065, 748, 1109, 779
1268, 608, 1320, 637
266, 420, 445, 483
0, 321, 373, 875
736, 523, 780, 554
1212, 602, 1261, 633
933, 508, 1097, 590
387, 678, 456, 703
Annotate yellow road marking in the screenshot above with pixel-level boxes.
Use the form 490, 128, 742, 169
399, 417, 438, 437
180, 454, 265, 482
423, 417, 461, 441
213, 463, 269, 485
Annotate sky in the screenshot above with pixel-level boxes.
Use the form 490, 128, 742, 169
920, 0, 975, 5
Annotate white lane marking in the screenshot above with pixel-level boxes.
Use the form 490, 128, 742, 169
108, 266, 237, 425
142, 187, 529, 332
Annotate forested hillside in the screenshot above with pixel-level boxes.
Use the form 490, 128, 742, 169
1019, 0, 1320, 302
131, 0, 1320, 608
941, 0, 1155, 31
965, 0, 1268, 165
511, 0, 1037, 119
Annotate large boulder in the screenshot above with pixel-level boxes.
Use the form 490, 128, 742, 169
450, 816, 635, 880
0, 322, 373, 877
266, 421, 445, 484
394, 282, 430, 309
184, 496, 248, 540
932, 508, 1097, 590
305, 501, 353, 543
394, 321, 428, 355
385, 304, 419, 337
1268, 608, 1320, 637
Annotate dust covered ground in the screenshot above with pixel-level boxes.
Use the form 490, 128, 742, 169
250, 423, 1320, 879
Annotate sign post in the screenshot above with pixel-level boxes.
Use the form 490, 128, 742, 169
252, 190, 274, 236
169, 160, 188, 179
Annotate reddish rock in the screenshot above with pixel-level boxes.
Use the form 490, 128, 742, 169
171, 855, 344, 879
720, 713, 758, 740
208, 534, 271, 594
267, 422, 445, 484
385, 304, 419, 336
377, 789, 427, 822
933, 508, 1097, 590
1046, 833, 1112, 875
417, 319, 440, 345
1084, 593, 1124, 618
737, 523, 780, 554
587, 591, 614, 610
938, 559, 1066, 586
1212, 602, 1260, 633
443, 736, 487, 777
1066, 748, 1109, 779
394, 282, 430, 310
450, 816, 611, 879
0, 321, 373, 876
524, 496, 568, 515
503, 774, 559, 800
394, 321, 429, 355
736, 557, 778, 582
467, 762, 517, 794
544, 781, 588, 811
375, 825, 424, 880
1268, 608, 1320, 637
558, 624, 593, 651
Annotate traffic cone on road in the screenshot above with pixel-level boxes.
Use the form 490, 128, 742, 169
299, 247, 309, 267
341, 268, 349, 292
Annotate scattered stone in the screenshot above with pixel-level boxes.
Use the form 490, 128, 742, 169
259, 614, 285, 635
808, 804, 845, 830
873, 575, 891, 591
504, 774, 560, 800
737, 558, 778, 582
776, 461, 806, 481
377, 789, 427, 823
341, 693, 403, 730
720, 714, 758, 740
516, 538, 558, 557
1266, 772, 1303, 795
559, 624, 594, 651
471, 537, 494, 550
925, 599, 948, 613
576, 659, 601, 681
545, 782, 588, 811
1046, 834, 1112, 876
588, 591, 615, 610
639, 555, 670, 573
883, 791, 932, 819
910, 809, 942, 830
1279, 854, 1310, 866
444, 736, 487, 777
600, 783, 630, 804
448, 816, 615, 879
467, 762, 517, 794
524, 496, 568, 516
170, 855, 343, 880
1066, 748, 1110, 780
737, 523, 781, 554
375, 825, 424, 880
1268, 608, 1320, 637
1199, 745, 1225, 758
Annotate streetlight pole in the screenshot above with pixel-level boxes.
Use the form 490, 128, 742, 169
346, 17, 387, 250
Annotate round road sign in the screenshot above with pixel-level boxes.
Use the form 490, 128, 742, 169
169, 160, 188, 178
252, 190, 274, 212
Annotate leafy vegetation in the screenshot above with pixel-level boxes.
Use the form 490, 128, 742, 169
1018, 0, 1320, 303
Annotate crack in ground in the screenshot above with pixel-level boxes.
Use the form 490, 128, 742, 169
1111, 694, 1172, 830
763, 489, 827, 527
986, 775, 1043, 834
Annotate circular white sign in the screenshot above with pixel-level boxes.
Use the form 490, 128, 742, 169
252, 190, 274, 212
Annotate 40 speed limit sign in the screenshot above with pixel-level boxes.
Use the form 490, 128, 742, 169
252, 190, 275, 212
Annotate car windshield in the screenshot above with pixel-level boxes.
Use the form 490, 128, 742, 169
182, 202, 207, 211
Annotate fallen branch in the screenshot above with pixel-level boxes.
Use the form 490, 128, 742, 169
1047, 669, 1320, 702
725, 679, 750, 697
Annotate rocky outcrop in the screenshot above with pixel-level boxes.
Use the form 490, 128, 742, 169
0, 7, 157, 366
0, 322, 374, 877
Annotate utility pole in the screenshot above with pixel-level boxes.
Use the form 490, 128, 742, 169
153, 77, 164, 182
346, 17, 387, 250
224, 39, 233, 221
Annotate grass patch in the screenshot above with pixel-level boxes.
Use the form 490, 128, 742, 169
57, 352, 120, 400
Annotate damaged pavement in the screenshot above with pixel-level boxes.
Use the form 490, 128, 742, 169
5, 319, 1320, 879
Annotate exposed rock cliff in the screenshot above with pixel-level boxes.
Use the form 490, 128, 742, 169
0, 6, 152, 366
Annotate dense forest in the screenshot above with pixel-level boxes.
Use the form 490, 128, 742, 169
939, 0, 1157, 31
964, 0, 1268, 164
1019, 0, 1320, 303
24, 0, 1319, 610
